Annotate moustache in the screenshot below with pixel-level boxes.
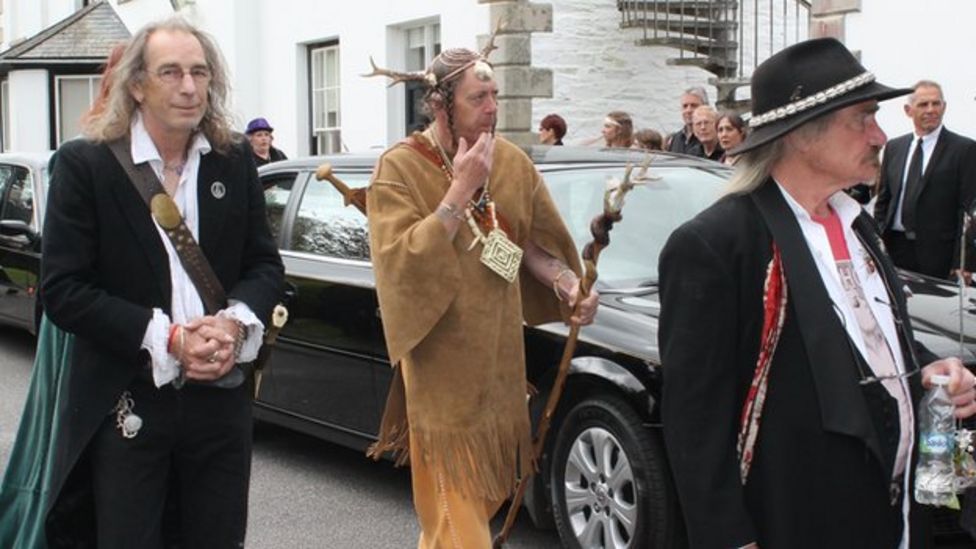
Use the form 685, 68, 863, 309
866, 147, 882, 163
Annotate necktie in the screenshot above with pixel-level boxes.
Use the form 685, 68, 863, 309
901, 137, 924, 232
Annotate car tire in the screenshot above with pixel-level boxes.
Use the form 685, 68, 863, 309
549, 394, 678, 549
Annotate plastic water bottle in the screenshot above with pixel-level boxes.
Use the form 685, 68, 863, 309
914, 374, 956, 506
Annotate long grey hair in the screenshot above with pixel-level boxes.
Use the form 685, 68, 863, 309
724, 112, 836, 196
83, 16, 238, 153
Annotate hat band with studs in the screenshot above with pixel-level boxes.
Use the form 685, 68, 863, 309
747, 71, 876, 129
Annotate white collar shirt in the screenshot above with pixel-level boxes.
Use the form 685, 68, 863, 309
775, 183, 914, 548
132, 114, 211, 386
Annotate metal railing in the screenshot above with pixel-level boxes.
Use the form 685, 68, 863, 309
619, 0, 811, 80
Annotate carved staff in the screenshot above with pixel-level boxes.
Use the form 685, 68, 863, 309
315, 163, 368, 215
492, 159, 649, 548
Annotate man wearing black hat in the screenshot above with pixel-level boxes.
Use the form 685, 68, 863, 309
245, 117, 288, 167
873, 80, 976, 282
659, 38, 976, 548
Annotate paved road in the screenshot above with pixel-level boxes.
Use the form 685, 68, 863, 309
5, 327, 976, 548
0, 327, 560, 549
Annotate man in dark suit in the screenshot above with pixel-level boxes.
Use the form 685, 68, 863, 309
40, 17, 283, 547
874, 80, 976, 281
659, 39, 976, 548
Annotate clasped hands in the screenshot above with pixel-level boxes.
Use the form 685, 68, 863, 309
171, 315, 240, 381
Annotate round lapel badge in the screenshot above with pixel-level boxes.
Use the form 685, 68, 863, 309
211, 181, 226, 199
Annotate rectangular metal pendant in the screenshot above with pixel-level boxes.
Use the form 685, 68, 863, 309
480, 229, 523, 283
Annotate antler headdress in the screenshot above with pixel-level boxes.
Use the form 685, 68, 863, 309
362, 19, 505, 90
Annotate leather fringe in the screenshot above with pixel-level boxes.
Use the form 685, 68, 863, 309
366, 366, 532, 502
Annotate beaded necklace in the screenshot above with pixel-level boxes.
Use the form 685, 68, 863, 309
422, 124, 522, 283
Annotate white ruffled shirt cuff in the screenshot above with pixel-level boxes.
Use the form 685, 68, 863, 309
218, 300, 265, 363
141, 308, 182, 388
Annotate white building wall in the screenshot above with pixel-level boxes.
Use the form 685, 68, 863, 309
236, 0, 487, 155
8, 69, 49, 151
3, 0, 75, 47
845, 1, 976, 141
109, 0, 489, 155
109, 0, 173, 35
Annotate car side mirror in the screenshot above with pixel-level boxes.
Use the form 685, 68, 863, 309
0, 219, 39, 243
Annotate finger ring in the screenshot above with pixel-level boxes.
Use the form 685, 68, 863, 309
208, 351, 219, 363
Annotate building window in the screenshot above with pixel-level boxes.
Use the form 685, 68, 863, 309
55, 75, 101, 145
403, 22, 440, 135
1, 79, 8, 152
309, 42, 341, 155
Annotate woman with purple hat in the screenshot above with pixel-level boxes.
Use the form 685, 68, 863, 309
245, 117, 287, 166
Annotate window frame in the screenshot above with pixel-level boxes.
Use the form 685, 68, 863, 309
53, 74, 101, 146
389, 19, 440, 139
307, 41, 341, 155
0, 79, 8, 153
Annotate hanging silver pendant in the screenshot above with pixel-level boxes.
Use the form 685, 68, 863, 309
113, 390, 143, 439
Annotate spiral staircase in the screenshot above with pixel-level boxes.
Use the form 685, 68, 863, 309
618, 0, 813, 111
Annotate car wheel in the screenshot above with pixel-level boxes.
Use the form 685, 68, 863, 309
549, 394, 677, 549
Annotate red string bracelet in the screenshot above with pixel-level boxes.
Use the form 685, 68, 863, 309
167, 323, 180, 355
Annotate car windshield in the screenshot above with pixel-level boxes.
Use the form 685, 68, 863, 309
545, 165, 726, 287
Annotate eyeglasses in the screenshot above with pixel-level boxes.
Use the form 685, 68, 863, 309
831, 298, 921, 386
150, 65, 212, 86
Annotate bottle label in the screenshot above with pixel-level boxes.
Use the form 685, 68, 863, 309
921, 433, 951, 455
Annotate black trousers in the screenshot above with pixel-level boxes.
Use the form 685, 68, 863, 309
89, 376, 252, 549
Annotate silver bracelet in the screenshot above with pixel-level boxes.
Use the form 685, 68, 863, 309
552, 268, 575, 301
437, 202, 466, 221
233, 321, 246, 361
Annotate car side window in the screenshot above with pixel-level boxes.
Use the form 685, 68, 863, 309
0, 164, 34, 226
290, 172, 370, 260
262, 173, 297, 241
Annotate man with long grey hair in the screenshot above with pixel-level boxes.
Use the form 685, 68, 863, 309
659, 38, 976, 547
40, 16, 283, 546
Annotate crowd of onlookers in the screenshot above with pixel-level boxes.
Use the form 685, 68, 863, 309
537, 86, 749, 167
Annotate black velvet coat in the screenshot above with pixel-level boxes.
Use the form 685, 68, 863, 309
39, 137, 284, 545
659, 180, 930, 548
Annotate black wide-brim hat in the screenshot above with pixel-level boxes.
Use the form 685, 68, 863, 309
730, 37, 912, 156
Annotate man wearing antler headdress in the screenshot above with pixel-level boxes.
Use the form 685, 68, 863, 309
364, 33, 599, 548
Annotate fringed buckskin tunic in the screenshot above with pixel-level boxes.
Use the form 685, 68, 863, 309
366, 134, 581, 502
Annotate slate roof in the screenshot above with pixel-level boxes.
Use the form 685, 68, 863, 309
0, 1, 131, 66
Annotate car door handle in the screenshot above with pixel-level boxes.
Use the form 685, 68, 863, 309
283, 281, 298, 304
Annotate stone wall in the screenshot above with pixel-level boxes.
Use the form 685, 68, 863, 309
530, 0, 716, 146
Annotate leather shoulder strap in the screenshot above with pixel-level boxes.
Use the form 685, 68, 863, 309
107, 138, 227, 314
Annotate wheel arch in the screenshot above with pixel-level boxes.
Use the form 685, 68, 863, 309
523, 355, 662, 532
